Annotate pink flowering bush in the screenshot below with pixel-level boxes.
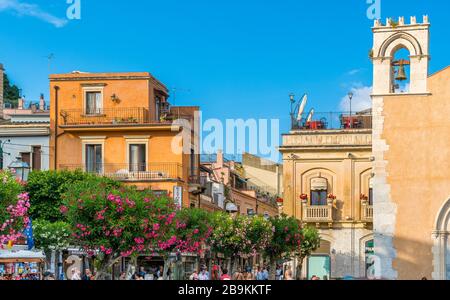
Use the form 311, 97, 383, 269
0, 171, 31, 248
61, 178, 177, 279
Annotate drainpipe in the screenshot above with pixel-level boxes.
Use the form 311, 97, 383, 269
54, 86, 60, 170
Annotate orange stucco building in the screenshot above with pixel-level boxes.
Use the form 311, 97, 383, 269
371, 16, 450, 280
49, 71, 200, 207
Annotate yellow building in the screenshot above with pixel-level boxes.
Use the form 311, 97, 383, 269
371, 16, 450, 280
49, 71, 200, 207
280, 111, 373, 279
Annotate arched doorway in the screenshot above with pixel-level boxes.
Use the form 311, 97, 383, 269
432, 198, 450, 280
307, 240, 331, 280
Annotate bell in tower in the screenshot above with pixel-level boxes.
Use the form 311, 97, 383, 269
392, 59, 410, 81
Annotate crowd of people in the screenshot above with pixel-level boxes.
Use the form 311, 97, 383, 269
38, 261, 324, 281
187, 262, 295, 281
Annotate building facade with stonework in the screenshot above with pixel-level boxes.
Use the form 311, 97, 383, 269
280, 112, 373, 279
371, 16, 450, 280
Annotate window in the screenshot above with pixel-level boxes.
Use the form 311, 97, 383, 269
311, 190, 328, 206
85, 144, 102, 173
368, 177, 374, 205
85, 91, 102, 115
20, 152, 31, 167
155, 96, 161, 121
32, 146, 42, 171
129, 144, 146, 172
311, 177, 328, 206
307, 255, 331, 280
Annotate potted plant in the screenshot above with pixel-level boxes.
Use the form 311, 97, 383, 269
360, 194, 369, 205
300, 194, 308, 204
327, 193, 337, 205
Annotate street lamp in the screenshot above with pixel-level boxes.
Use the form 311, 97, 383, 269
348, 92, 354, 128
8, 157, 30, 182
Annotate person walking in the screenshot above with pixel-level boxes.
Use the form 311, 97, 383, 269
198, 266, 210, 280
284, 266, 293, 280
220, 269, 231, 280
71, 268, 81, 280
189, 270, 199, 280
82, 269, 92, 280
256, 266, 264, 280
275, 265, 283, 280
243, 266, 254, 280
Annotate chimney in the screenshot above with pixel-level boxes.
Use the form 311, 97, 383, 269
0, 63, 4, 119
217, 149, 224, 167
39, 93, 45, 110
18, 97, 24, 110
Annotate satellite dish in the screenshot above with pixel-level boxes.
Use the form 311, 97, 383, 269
296, 94, 308, 121
306, 109, 315, 123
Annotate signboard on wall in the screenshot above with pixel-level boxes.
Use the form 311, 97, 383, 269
173, 186, 183, 209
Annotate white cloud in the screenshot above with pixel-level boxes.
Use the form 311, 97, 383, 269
0, 0, 68, 28
347, 68, 363, 76
339, 85, 372, 112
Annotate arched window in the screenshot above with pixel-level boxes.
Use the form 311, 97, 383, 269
311, 178, 328, 206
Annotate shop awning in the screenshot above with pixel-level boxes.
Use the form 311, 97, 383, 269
0, 250, 46, 263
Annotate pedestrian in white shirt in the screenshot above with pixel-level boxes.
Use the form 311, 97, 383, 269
198, 266, 210, 280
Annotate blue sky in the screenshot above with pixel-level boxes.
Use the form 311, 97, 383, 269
1, 0, 450, 160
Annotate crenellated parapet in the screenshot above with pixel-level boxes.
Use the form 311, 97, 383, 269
373, 15, 430, 28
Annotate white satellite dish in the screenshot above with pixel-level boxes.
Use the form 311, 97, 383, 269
296, 94, 308, 121
306, 109, 315, 123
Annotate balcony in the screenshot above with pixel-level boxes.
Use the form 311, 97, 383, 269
59, 163, 182, 182
302, 200, 333, 224
59, 107, 170, 127
292, 110, 372, 131
361, 201, 373, 222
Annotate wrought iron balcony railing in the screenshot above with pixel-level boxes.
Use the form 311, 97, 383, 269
59, 107, 169, 126
59, 163, 183, 181
291, 111, 372, 131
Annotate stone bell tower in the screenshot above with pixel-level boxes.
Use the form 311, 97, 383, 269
372, 16, 430, 95
371, 16, 431, 280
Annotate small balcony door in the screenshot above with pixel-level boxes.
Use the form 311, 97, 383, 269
85, 144, 102, 174
311, 190, 328, 206
85, 91, 102, 115
129, 144, 146, 172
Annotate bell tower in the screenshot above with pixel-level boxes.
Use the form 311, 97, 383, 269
370, 16, 431, 280
372, 16, 430, 95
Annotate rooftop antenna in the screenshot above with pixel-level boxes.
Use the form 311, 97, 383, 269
170, 87, 191, 106
45, 53, 55, 74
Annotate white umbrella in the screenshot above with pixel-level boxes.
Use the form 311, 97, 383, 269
306, 109, 315, 123
296, 94, 308, 121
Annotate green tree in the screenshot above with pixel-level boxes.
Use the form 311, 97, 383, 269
209, 212, 272, 274
3, 73, 20, 107
264, 214, 303, 280
32, 220, 71, 252
295, 226, 320, 280
26, 170, 121, 222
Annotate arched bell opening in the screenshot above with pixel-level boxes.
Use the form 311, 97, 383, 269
390, 47, 411, 93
